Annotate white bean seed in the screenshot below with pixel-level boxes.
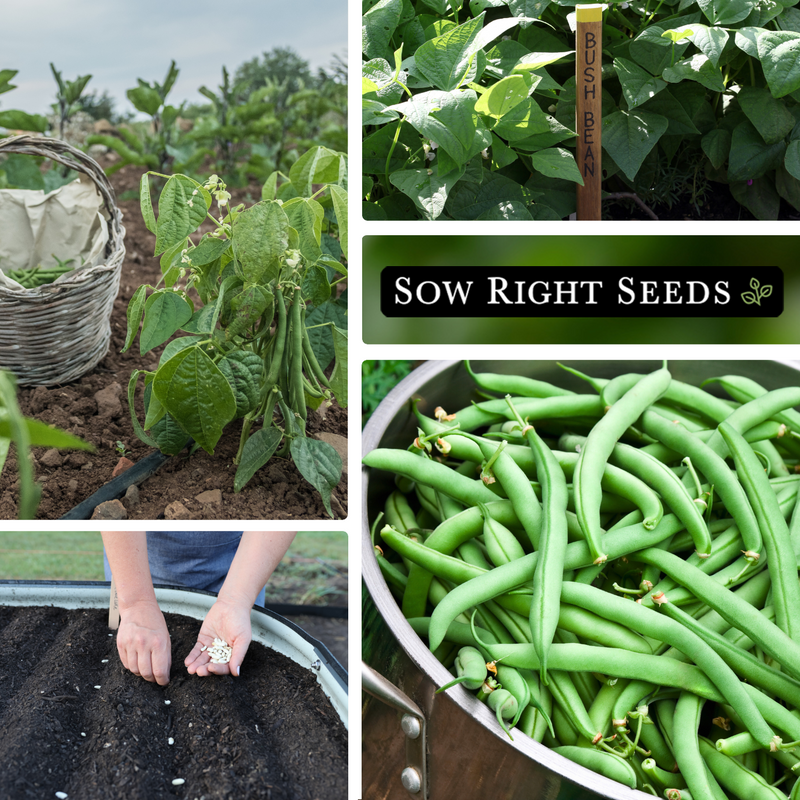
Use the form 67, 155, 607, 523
172, 778, 185, 785
55, 793, 68, 799
168, 737, 174, 745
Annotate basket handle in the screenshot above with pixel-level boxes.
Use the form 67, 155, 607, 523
0, 133, 123, 252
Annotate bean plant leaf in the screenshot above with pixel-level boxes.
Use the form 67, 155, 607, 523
701, 128, 732, 169
602, 110, 670, 181
785, 140, 800, 180
139, 290, 194, 355
290, 436, 342, 518
283, 197, 324, 262
529, 147, 584, 185
329, 326, 348, 408
390, 165, 466, 219
630, 26, 690, 76
389, 89, 486, 165
226, 285, 274, 340
306, 302, 348, 371
474, 74, 531, 118
149, 411, 191, 456
757, 31, 800, 98
217, 351, 265, 418
153, 175, 209, 256
234, 427, 284, 492
330, 185, 348, 259
727, 120, 787, 180
123, 284, 149, 353
445, 169, 528, 219
696, 0, 755, 24
363, 0, 403, 60
415, 13, 486, 91
232, 200, 290, 284
662, 54, 726, 93
289, 146, 346, 195
152, 347, 237, 454
302, 264, 333, 308
737, 86, 796, 144
614, 58, 668, 110
188, 237, 231, 267
140, 173, 156, 234
671, 24, 729, 67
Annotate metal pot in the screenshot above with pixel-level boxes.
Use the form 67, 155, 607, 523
0, 580, 347, 727
362, 359, 800, 800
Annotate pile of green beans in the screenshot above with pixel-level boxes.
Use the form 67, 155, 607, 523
365, 361, 800, 799
3, 258, 76, 288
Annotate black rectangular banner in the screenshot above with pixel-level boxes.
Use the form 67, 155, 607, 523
380, 267, 784, 318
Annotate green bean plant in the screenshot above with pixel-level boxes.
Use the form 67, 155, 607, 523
123, 145, 348, 516
362, 0, 800, 220
50, 63, 93, 142
0, 370, 93, 519
86, 61, 208, 176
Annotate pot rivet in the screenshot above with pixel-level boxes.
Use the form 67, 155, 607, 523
401, 767, 421, 794
311, 660, 321, 671
400, 714, 421, 739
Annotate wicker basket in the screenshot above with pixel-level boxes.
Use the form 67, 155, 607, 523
0, 134, 126, 386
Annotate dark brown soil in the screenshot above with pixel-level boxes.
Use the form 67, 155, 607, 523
0, 162, 348, 521
0, 605, 347, 800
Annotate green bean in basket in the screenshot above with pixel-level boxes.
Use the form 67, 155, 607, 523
364, 361, 800, 799
3, 255, 76, 288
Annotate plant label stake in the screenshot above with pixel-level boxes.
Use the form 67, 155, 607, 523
108, 575, 120, 630
576, 4, 603, 220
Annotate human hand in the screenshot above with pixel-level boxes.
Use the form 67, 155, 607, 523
116, 599, 171, 685
184, 598, 252, 677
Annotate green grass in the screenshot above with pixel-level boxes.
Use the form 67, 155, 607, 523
0, 531, 347, 607
0, 532, 103, 580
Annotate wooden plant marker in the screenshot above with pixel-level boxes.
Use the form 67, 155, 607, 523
576, 4, 603, 220
108, 575, 120, 630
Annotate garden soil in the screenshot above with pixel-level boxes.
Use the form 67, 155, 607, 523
0, 163, 347, 521
0, 605, 347, 800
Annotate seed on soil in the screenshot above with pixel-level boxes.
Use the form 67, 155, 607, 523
172, 778, 185, 785
101, 659, 108, 663
55, 793, 68, 799
168, 737, 174, 745
81, 732, 86, 737
164, 700, 171, 705
207, 638, 232, 664
94, 685, 101, 689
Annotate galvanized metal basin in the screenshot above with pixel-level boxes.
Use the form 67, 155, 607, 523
362, 359, 800, 800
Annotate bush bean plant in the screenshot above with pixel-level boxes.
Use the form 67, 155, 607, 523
123, 145, 348, 517
362, 0, 800, 219
365, 361, 800, 796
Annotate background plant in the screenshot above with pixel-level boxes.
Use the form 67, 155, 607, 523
362, 0, 800, 220
0, 370, 93, 519
123, 145, 348, 517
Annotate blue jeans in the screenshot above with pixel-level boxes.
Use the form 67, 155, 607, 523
103, 532, 266, 607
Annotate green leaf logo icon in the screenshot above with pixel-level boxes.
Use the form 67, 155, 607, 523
742, 278, 772, 306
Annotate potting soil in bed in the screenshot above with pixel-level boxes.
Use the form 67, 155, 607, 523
0, 606, 347, 800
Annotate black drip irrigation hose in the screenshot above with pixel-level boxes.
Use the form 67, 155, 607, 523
59, 448, 174, 520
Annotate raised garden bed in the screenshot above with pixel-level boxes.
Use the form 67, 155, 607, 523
0, 162, 348, 521
0, 584, 348, 799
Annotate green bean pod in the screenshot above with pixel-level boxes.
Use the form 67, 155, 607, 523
574, 366, 672, 563
718, 421, 800, 643
555, 746, 638, 789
